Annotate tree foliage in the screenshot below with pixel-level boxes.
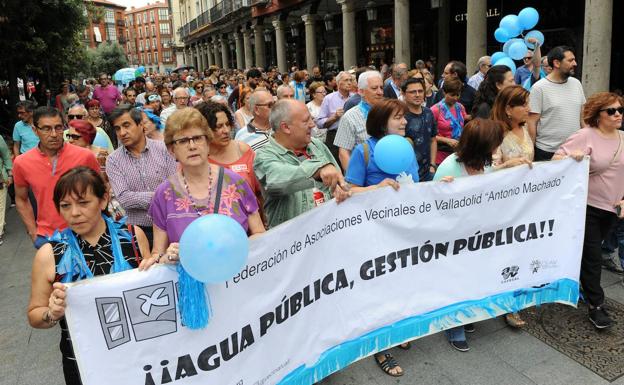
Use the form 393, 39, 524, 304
89, 42, 129, 76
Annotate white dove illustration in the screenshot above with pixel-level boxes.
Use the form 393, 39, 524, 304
137, 287, 170, 316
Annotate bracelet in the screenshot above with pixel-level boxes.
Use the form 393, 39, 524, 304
43, 309, 58, 326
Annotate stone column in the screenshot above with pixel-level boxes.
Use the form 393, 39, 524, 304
582, 0, 613, 96
220, 37, 230, 70
465, 0, 487, 75
302, 14, 318, 71
272, 20, 287, 73
205, 42, 214, 67
337, 0, 356, 69
243, 29, 254, 68
197, 44, 205, 71
202, 42, 210, 69
193, 44, 200, 70
234, 32, 244, 70
437, 0, 450, 76
253, 24, 266, 69
394, 0, 410, 66
214, 41, 223, 68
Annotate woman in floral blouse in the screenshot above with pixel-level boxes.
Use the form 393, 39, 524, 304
146, 108, 265, 265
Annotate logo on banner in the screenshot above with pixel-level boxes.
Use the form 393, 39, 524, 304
530, 259, 558, 274
95, 281, 178, 349
501, 266, 519, 283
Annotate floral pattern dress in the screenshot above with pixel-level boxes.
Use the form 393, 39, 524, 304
149, 167, 259, 242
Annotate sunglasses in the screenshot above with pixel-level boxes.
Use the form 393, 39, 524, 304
600, 107, 624, 116
67, 114, 84, 120
67, 134, 82, 140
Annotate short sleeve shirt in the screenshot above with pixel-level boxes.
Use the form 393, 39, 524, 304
12, 121, 39, 153
346, 137, 419, 186
333, 106, 368, 151
405, 108, 437, 180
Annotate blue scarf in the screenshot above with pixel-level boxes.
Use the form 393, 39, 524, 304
358, 100, 372, 120
439, 101, 464, 139
52, 215, 134, 283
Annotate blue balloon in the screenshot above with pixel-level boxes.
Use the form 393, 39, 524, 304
92, 133, 109, 149
494, 27, 510, 43
179, 214, 249, 283
524, 30, 545, 49
490, 51, 507, 64
499, 15, 521, 38
518, 7, 539, 30
494, 57, 517, 75
508, 40, 529, 60
374, 135, 416, 175
503, 38, 523, 55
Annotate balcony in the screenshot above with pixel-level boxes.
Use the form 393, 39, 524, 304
116, 19, 124, 26
118, 37, 127, 44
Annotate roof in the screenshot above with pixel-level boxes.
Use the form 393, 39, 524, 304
125, 1, 169, 13
86, 0, 126, 10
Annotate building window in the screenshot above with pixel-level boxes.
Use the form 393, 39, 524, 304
139, 40, 143, 51
145, 26, 149, 37
158, 9, 168, 20
153, 38, 157, 49
137, 14, 141, 24
150, 10, 155, 23
163, 50, 172, 62
105, 9, 115, 23
147, 53, 152, 64
154, 51, 158, 63
106, 25, 116, 41
143, 12, 147, 23
138, 28, 142, 38
146, 39, 150, 50
151, 25, 156, 36
161, 37, 171, 47
159, 23, 170, 35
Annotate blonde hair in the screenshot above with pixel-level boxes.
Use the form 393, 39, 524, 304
164, 108, 213, 146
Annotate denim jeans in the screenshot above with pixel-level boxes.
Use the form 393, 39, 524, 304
602, 218, 624, 268
445, 326, 466, 342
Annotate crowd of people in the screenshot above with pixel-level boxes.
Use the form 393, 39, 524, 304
4, 42, 623, 383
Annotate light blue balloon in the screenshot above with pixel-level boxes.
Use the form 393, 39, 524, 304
518, 7, 539, 30
499, 15, 521, 38
494, 57, 517, 75
179, 214, 249, 283
508, 40, 529, 60
92, 133, 109, 149
494, 27, 510, 43
524, 30, 545, 49
490, 51, 507, 64
374, 135, 416, 175
503, 38, 523, 55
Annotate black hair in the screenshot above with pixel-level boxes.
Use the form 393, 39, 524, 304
107, 104, 142, 126
547, 46, 574, 68
247, 68, 262, 80
401, 77, 425, 93
323, 72, 336, 84
449, 61, 468, 82
53, 166, 107, 212
16, 100, 36, 112
472, 65, 512, 116
33, 106, 62, 127
194, 101, 234, 130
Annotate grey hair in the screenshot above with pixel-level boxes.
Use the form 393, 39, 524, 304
358, 70, 382, 90
276, 84, 294, 99
249, 89, 270, 110
269, 100, 292, 132
336, 71, 350, 84
172, 87, 189, 98
68, 103, 88, 116
477, 56, 491, 67
210, 95, 227, 104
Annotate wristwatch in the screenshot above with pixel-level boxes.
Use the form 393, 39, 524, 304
43, 309, 58, 326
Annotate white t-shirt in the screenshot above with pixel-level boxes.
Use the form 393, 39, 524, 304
529, 76, 586, 153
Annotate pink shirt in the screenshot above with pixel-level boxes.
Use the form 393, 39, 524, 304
93, 85, 121, 114
556, 128, 624, 213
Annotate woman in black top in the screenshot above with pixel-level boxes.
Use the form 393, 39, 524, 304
471, 65, 515, 119
27, 167, 151, 385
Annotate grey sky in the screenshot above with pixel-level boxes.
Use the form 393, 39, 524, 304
115, 0, 153, 9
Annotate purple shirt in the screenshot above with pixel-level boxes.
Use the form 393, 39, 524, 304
149, 168, 259, 242
106, 138, 177, 226
315, 91, 351, 132
93, 85, 121, 114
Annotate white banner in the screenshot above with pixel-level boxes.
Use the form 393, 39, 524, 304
65, 158, 588, 385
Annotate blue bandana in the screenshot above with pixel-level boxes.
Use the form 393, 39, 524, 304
439, 101, 464, 139
358, 100, 372, 120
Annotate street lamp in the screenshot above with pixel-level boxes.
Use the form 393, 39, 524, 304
366, 1, 377, 21
324, 14, 334, 31
264, 30, 272, 42
290, 24, 299, 37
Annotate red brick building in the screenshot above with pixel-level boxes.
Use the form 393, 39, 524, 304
124, 1, 175, 74
83, 0, 126, 49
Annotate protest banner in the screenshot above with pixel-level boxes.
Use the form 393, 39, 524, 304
65, 158, 588, 385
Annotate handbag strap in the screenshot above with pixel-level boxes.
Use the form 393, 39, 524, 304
127, 224, 142, 265
213, 166, 225, 214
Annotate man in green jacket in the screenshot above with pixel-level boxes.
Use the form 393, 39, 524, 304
254, 99, 351, 228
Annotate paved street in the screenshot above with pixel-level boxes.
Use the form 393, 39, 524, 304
2, 205, 624, 385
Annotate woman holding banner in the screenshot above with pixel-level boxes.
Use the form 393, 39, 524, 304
554, 92, 624, 330
143, 108, 265, 269
27, 167, 151, 385
434, 118, 531, 351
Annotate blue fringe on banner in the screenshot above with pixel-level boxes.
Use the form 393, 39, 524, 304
177, 264, 210, 329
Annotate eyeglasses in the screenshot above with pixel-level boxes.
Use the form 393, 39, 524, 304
171, 134, 208, 146
36, 125, 65, 134
67, 114, 85, 120
600, 107, 624, 116
174, 96, 189, 100
315, 90, 327, 94
255, 102, 275, 108
219, 86, 227, 89
67, 133, 82, 140
194, 86, 203, 90
405, 89, 425, 94
523, 57, 532, 61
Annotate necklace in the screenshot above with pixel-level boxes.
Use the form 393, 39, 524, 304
181, 166, 213, 216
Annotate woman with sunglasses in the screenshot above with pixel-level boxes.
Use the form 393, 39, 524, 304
144, 108, 265, 270
190, 81, 204, 104
553, 92, 624, 330
85, 99, 116, 148
66, 104, 114, 152
216, 81, 229, 98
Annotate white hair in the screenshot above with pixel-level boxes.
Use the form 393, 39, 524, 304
358, 71, 382, 90
269, 99, 293, 131
477, 56, 491, 67
336, 71, 350, 84
172, 87, 189, 98
276, 84, 294, 99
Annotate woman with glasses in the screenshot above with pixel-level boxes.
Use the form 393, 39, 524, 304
145, 108, 265, 269
190, 81, 204, 104
553, 92, 624, 330
66, 104, 114, 152
216, 81, 228, 98
307, 81, 327, 141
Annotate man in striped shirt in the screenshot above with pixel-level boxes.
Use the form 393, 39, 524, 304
106, 104, 177, 246
235, 89, 273, 151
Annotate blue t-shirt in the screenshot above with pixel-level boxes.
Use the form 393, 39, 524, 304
514, 65, 532, 86
12, 121, 39, 154
405, 108, 437, 181
346, 137, 419, 186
